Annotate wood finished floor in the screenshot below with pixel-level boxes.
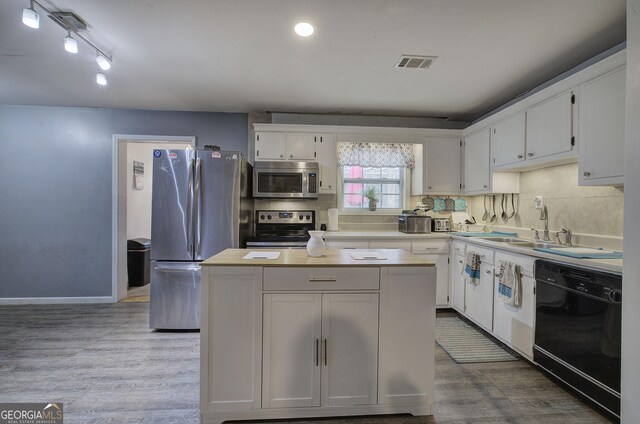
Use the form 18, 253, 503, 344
0, 304, 609, 424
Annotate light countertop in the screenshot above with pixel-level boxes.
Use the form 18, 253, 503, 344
201, 248, 436, 267
323, 231, 450, 240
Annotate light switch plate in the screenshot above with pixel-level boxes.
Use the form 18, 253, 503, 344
534, 195, 544, 209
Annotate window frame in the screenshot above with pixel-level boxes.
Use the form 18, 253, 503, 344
337, 166, 410, 215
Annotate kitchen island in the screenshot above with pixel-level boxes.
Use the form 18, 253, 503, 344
199, 248, 437, 424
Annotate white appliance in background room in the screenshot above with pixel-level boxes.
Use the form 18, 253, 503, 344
150, 148, 253, 330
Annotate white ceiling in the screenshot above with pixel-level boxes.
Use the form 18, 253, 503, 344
0, 0, 626, 121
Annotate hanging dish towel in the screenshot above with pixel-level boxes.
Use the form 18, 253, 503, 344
497, 261, 522, 307
463, 252, 481, 285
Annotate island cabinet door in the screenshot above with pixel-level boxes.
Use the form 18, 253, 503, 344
262, 293, 322, 408
321, 293, 379, 407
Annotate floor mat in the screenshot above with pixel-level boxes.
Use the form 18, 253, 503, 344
120, 295, 150, 303
436, 316, 518, 364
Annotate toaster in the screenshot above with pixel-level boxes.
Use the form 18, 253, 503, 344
398, 214, 431, 234
432, 218, 452, 232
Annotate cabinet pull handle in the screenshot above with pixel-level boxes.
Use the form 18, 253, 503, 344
289, 154, 293, 158
486, 269, 492, 274
428, 186, 432, 189
528, 152, 534, 157
584, 171, 591, 177
309, 278, 337, 282
315, 338, 319, 366
517, 154, 523, 159
482, 185, 488, 188
458, 260, 463, 264
324, 339, 328, 366
280, 154, 284, 158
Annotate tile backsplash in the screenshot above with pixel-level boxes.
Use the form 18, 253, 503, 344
467, 162, 624, 237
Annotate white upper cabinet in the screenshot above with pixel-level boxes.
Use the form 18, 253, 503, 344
285, 133, 318, 160
463, 128, 491, 193
255, 132, 286, 160
318, 134, 337, 193
255, 132, 318, 161
578, 66, 626, 186
525, 90, 575, 161
491, 112, 526, 168
412, 138, 462, 195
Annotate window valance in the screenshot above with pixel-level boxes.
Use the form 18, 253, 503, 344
337, 142, 415, 169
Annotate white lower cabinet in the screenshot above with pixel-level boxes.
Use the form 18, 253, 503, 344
262, 293, 379, 408
492, 252, 536, 360
450, 240, 538, 361
464, 262, 494, 332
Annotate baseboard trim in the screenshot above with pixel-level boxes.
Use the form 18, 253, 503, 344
0, 296, 115, 305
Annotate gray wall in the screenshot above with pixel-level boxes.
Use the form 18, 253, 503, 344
0, 105, 247, 298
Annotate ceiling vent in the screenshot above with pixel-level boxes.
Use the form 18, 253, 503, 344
394, 55, 437, 70
48, 11, 87, 32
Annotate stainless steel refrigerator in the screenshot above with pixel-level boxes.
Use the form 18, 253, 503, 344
149, 149, 253, 329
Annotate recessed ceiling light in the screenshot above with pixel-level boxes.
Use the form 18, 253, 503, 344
294, 21, 315, 37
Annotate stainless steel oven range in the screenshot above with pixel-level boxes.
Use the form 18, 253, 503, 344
246, 210, 315, 249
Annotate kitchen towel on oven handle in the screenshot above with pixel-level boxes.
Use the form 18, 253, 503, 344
497, 261, 522, 307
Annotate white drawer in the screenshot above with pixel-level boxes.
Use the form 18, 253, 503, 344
263, 267, 380, 291
466, 245, 495, 266
494, 251, 535, 277
452, 241, 467, 256
412, 241, 449, 255
369, 241, 412, 251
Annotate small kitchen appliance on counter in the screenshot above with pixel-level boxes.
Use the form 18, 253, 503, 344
246, 210, 316, 249
431, 217, 451, 232
398, 214, 431, 234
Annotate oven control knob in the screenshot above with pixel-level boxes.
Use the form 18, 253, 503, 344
267, 215, 272, 220
260, 215, 265, 220
306, 215, 311, 220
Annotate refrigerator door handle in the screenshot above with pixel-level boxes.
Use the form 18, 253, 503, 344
195, 157, 203, 258
186, 157, 195, 257
152, 264, 201, 273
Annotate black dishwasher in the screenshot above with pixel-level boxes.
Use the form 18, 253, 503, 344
534, 260, 621, 420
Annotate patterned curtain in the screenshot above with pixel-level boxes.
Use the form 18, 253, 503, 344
337, 142, 415, 169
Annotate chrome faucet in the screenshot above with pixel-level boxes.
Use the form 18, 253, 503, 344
540, 205, 550, 241
559, 228, 573, 246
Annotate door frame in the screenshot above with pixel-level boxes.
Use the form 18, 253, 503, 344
111, 134, 196, 302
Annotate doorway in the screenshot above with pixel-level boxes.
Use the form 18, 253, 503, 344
112, 135, 195, 302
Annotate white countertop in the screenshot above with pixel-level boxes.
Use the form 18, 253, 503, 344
319, 230, 623, 274
322, 231, 450, 240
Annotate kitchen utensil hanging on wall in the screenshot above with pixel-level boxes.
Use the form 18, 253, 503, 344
444, 196, 455, 211
508, 193, 516, 219
501, 194, 508, 222
482, 195, 489, 221
490, 195, 497, 222
421, 195, 435, 209
433, 197, 445, 212
454, 197, 467, 211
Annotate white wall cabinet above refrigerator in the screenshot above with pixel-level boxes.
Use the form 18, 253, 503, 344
411, 137, 462, 195
255, 132, 318, 161
578, 66, 626, 186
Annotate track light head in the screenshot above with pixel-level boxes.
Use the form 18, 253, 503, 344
96, 72, 107, 86
22, 6, 39, 29
96, 54, 111, 71
64, 32, 78, 53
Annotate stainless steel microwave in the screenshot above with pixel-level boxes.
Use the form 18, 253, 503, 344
253, 161, 319, 198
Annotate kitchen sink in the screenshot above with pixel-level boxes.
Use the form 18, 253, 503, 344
480, 237, 527, 243
506, 241, 566, 249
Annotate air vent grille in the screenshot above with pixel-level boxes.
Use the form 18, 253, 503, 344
394, 55, 437, 70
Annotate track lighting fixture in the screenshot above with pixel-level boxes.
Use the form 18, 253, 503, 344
64, 31, 78, 54
22, 1, 39, 28
20, 0, 113, 85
